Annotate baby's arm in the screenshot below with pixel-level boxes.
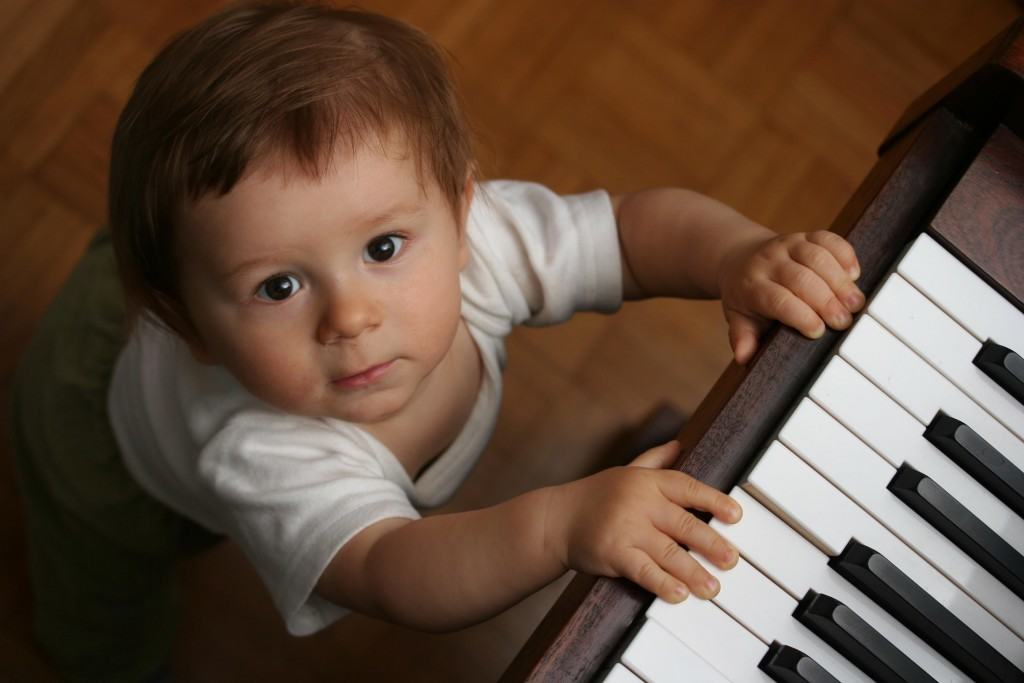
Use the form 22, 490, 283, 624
316, 441, 740, 631
614, 189, 864, 363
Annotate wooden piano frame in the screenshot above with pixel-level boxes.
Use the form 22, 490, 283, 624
503, 18, 1024, 683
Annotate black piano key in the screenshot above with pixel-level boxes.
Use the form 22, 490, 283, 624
974, 340, 1024, 405
792, 590, 934, 683
758, 641, 841, 683
828, 539, 1023, 683
924, 413, 1024, 518
888, 462, 1024, 600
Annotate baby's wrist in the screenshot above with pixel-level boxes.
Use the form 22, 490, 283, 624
538, 484, 572, 572
716, 231, 773, 297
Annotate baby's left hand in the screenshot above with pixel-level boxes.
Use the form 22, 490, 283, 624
718, 230, 864, 364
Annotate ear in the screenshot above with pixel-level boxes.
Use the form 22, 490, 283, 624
183, 332, 217, 366
180, 319, 217, 366
457, 175, 475, 270
157, 295, 218, 365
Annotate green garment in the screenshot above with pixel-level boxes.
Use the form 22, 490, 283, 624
9, 232, 219, 682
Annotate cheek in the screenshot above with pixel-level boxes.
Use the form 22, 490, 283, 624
241, 357, 322, 413
215, 320, 321, 411
401, 261, 463, 346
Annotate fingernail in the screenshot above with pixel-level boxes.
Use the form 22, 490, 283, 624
705, 576, 719, 596
844, 290, 864, 310
674, 584, 689, 601
724, 547, 738, 564
848, 264, 860, 280
833, 309, 852, 328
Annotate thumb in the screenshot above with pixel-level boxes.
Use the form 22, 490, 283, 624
629, 440, 681, 469
725, 309, 762, 365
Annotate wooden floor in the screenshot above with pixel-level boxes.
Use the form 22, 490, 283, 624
1, 0, 1020, 680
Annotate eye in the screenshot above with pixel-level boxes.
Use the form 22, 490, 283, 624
364, 234, 406, 263
255, 274, 301, 302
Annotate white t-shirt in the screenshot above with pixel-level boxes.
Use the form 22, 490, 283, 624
108, 180, 623, 635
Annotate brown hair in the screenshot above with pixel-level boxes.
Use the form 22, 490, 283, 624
108, 1, 474, 335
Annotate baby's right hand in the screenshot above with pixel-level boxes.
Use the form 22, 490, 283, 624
543, 441, 742, 602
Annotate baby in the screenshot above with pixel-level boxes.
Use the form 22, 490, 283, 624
10, 2, 864, 679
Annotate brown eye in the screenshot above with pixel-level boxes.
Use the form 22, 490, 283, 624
256, 274, 300, 302
364, 234, 405, 263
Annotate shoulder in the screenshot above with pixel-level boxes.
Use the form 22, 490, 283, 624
467, 180, 614, 237
464, 180, 617, 270
199, 411, 399, 489
460, 180, 622, 327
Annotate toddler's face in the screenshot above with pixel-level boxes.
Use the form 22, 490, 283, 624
175, 139, 470, 425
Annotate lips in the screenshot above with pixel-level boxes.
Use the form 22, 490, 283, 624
332, 360, 395, 389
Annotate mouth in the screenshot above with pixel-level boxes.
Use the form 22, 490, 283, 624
332, 360, 395, 389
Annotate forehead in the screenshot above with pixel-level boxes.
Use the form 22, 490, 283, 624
178, 139, 436, 258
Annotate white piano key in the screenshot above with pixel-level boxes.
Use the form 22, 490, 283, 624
602, 662, 645, 683
619, 619, 729, 683
809, 356, 1024, 553
897, 233, 1024, 347
779, 398, 1024, 638
868, 273, 1024, 441
701, 554, 871, 682
646, 596, 773, 683
712, 488, 968, 682
744, 444, 845, 555
745, 443, 1024, 667
839, 314, 1024, 472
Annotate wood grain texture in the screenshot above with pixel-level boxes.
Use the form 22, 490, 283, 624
931, 124, 1024, 309
0, 1, 1020, 680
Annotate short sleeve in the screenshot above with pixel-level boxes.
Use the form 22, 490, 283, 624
197, 411, 419, 635
460, 180, 623, 331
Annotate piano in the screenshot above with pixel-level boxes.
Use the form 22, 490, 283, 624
504, 17, 1024, 683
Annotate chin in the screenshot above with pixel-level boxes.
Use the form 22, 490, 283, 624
331, 389, 409, 424
261, 386, 403, 425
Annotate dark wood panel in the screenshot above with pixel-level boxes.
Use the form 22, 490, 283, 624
881, 17, 1024, 153
930, 123, 1024, 311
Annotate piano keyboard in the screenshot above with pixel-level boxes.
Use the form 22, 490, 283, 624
608, 233, 1024, 683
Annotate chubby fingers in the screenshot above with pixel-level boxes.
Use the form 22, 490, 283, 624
609, 456, 744, 603
793, 232, 865, 315
657, 469, 742, 524
752, 232, 864, 340
620, 500, 739, 603
807, 230, 860, 281
619, 530, 717, 603
654, 472, 742, 599
629, 444, 744, 563
771, 263, 846, 337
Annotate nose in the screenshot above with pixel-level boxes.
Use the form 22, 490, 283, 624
316, 278, 380, 344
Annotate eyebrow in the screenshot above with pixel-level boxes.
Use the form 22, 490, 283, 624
217, 200, 426, 283
360, 200, 424, 228
219, 257, 285, 284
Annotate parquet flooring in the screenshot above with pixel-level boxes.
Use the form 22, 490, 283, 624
1, 1, 1019, 680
